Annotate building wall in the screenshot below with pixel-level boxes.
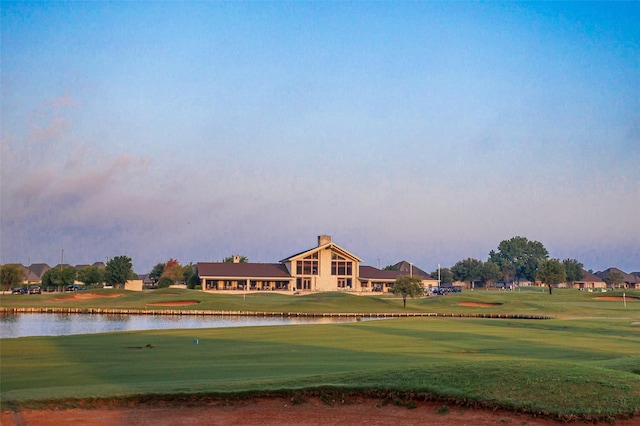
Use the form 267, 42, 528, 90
291, 246, 360, 292
125, 280, 143, 291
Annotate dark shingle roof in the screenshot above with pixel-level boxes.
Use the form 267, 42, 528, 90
595, 267, 640, 283
360, 265, 439, 282
393, 261, 431, 278
197, 262, 292, 279
26, 263, 50, 279
359, 266, 404, 280
576, 269, 604, 282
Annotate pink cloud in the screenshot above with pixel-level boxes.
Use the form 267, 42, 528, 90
51, 93, 79, 108
25, 116, 70, 145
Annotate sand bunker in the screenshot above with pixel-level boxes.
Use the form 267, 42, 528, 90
148, 300, 200, 306
55, 293, 123, 301
458, 302, 503, 307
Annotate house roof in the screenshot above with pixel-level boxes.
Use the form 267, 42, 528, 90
197, 262, 292, 279
359, 266, 404, 281
595, 267, 640, 283
281, 241, 363, 263
575, 269, 604, 283
393, 261, 431, 278
359, 265, 438, 282
26, 263, 50, 279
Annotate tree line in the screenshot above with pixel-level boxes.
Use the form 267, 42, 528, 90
426, 236, 586, 295
0, 256, 138, 291
390, 235, 628, 307
1, 238, 629, 293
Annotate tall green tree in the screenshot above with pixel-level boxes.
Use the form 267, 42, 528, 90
488, 236, 549, 286
77, 265, 102, 287
104, 256, 133, 288
603, 271, 625, 289
536, 259, 566, 295
392, 275, 424, 308
41, 266, 77, 292
187, 271, 201, 289
452, 258, 483, 289
149, 262, 166, 284
430, 267, 453, 284
1, 264, 25, 291
383, 265, 399, 271
182, 264, 195, 283
481, 261, 503, 289
562, 259, 584, 287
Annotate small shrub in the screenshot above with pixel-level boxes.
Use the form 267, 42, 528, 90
157, 277, 174, 288
437, 405, 449, 414
290, 394, 306, 405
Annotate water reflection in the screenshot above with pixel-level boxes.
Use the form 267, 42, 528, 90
0, 313, 368, 338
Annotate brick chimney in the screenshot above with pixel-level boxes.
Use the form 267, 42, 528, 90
318, 235, 332, 246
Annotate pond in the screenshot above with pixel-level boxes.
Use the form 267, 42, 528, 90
0, 313, 371, 338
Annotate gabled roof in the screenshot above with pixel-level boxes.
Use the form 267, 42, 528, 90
26, 263, 50, 279
359, 266, 404, 281
393, 261, 431, 278
281, 241, 363, 263
54, 264, 73, 269
595, 267, 640, 283
197, 262, 292, 279
359, 265, 438, 282
575, 269, 604, 283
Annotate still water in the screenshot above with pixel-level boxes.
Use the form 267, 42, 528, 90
0, 313, 367, 338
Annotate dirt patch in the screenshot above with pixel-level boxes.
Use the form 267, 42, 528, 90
54, 293, 123, 301
458, 302, 503, 307
148, 300, 200, 306
0, 396, 598, 426
593, 296, 638, 301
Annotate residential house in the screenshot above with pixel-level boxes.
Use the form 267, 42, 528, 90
23, 263, 50, 284
570, 269, 606, 290
595, 267, 640, 289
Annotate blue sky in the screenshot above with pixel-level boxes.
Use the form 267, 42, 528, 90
2, 2, 638, 274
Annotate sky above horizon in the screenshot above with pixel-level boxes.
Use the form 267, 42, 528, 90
2, 2, 639, 274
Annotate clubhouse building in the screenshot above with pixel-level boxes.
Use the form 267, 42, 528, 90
197, 235, 438, 293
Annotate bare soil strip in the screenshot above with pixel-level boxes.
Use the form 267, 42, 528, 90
3, 395, 637, 426
0, 397, 577, 426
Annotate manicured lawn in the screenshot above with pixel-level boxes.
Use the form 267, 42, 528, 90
1, 289, 639, 420
2, 287, 639, 318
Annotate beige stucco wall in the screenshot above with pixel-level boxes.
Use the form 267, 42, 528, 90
125, 279, 143, 291
293, 247, 360, 292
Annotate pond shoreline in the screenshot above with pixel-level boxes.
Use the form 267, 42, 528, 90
0, 307, 552, 319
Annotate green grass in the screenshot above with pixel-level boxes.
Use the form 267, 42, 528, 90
2, 287, 639, 318
1, 289, 639, 420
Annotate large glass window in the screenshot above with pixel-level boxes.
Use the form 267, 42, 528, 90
337, 278, 352, 288
331, 253, 352, 276
296, 277, 312, 290
296, 253, 318, 275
